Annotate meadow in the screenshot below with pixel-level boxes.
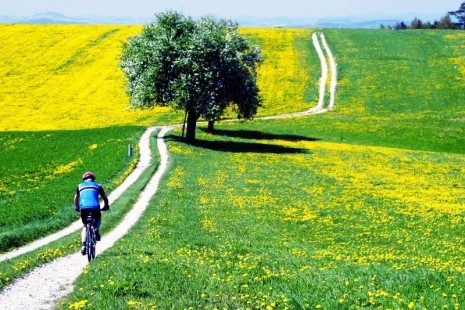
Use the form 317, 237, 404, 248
0, 26, 465, 309
60, 29, 465, 309
0, 25, 318, 292
0, 25, 317, 253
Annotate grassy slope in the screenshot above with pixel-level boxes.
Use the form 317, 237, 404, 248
0, 129, 161, 291
61, 29, 465, 309
0, 127, 144, 252
306, 29, 465, 154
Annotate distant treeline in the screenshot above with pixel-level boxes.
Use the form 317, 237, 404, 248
381, 2, 465, 30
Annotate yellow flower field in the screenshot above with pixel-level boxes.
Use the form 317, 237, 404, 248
58, 28, 465, 309
241, 28, 319, 116
445, 32, 465, 79
0, 25, 165, 131
0, 25, 318, 131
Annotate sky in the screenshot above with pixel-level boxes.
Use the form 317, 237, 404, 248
0, 0, 462, 20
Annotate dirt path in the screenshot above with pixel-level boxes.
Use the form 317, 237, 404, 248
0, 32, 337, 309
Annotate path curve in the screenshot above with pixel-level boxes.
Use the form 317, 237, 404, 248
259, 32, 336, 120
0, 32, 336, 309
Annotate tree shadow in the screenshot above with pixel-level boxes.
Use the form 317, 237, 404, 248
167, 131, 312, 154
171, 137, 308, 154
199, 128, 320, 142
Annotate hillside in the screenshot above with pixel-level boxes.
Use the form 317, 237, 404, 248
0, 26, 464, 309
62, 29, 465, 309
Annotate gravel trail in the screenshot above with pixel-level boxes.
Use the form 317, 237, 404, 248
0, 32, 337, 309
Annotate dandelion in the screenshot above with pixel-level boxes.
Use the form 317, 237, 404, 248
87, 144, 98, 150
68, 299, 88, 310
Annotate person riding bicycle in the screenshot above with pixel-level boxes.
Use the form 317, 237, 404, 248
74, 172, 109, 255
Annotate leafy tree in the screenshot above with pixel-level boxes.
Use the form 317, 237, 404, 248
449, 2, 465, 28
120, 11, 262, 142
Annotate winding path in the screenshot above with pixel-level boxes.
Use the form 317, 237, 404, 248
0, 32, 336, 309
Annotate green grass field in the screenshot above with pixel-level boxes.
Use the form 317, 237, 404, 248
0, 129, 161, 291
60, 29, 465, 309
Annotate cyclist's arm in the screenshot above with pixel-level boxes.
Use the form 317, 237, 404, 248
74, 187, 80, 210
99, 187, 109, 209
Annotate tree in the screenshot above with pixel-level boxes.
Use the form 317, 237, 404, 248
423, 21, 433, 29
449, 2, 465, 28
435, 15, 457, 29
410, 17, 423, 29
394, 21, 408, 30
120, 11, 262, 142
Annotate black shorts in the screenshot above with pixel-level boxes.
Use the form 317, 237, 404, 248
80, 208, 101, 225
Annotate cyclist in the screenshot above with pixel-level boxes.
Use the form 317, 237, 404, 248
74, 172, 110, 255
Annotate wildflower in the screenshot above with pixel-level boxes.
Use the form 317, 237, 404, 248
68, 299, 88, 310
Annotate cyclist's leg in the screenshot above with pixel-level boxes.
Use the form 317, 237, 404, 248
80, 210, 91, 254
91, 209, 102, 241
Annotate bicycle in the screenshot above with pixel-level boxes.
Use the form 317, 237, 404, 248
85, 214, 97, 261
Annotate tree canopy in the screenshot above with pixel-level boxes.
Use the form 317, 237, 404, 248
449, 2, 465, 28
120, 11, 262, 142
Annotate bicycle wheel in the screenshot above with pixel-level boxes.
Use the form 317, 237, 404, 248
86, 225, 93, 262
89, 225, 96, 260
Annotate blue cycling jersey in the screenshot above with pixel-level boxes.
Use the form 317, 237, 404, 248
76, 180, 104, 210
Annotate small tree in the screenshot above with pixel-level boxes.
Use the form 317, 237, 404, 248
449, 2, 465, 28
120, 11, 262, 142
394, 21, 408, 30
423, 21, 433, 29
435, 15, 457, 29
410, 17, 424, 29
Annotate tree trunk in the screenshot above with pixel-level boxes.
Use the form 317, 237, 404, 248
207, 120, 215, 133
185, 109, 199, 143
